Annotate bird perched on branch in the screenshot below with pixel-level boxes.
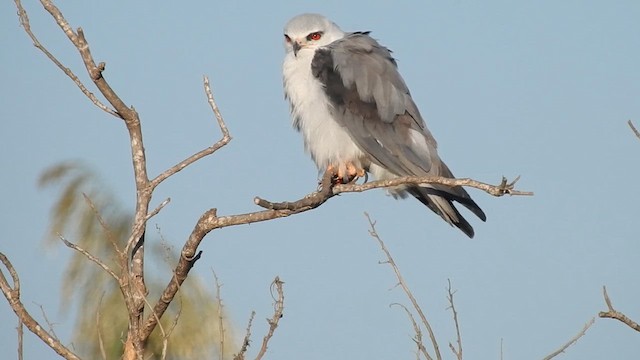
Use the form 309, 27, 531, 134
282, 13, 485, 238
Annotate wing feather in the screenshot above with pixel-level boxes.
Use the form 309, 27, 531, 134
311, 32, 486, 236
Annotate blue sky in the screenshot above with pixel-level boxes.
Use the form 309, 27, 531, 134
1, 1, 639, 359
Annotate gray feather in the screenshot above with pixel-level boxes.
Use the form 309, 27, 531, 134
311, 31, 486, 237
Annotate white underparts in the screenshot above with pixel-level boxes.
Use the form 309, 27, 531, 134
283, 48, 365, 176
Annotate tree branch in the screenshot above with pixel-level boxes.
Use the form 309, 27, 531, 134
628, 120, 640, 141
542, 317, 595, 360
234, 311, 256, 360
255, 277, 285, 360
366, 214, 442, 360
598, 286, 640, 332
0, 253, 81, 360
13, 0, 119, 117
391, 303, 431, 360
150, 76, 232, 188
212, 270, 226, 360
446, 280, 462, 360
59, 235, 119, 281
256, 174, 532, 211
146, 171, 531, 339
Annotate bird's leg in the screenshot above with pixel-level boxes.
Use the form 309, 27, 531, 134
327, 163, 366, 184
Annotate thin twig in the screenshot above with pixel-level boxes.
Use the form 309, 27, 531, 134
58, 234, 119, 280
145, 198, 171, 221
150, 76, 232, 188
542, 317, 595, 360
17, 319, 24, 360
36, 303, 59, 341
0, 252, 81, 360
96, 293, 107, 360
255, 277, 285, 360
391, 303, 431, 360
366, 214, 442, 360
212, 270, 226, 360
13, 0, 118, 117
141, 291, 169, 360
628, 120, 640, 141
82, 193, 124, 258
234, 311, 256, 360
446, 280, 462, 360
598, 286, 640, 332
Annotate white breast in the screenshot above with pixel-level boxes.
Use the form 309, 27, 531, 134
283, 49, 364, 172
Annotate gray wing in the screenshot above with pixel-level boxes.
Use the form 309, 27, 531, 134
311, 32, 486, 237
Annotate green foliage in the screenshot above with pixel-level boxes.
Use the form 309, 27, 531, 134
39, 161, 235, 359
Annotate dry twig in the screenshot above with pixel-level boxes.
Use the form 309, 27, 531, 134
598, 286, 640, 332
13, 0, 119, 117
96, 293, 107, 360
256, 277, 285, 360
628, 120, 640, 140
542, 317, 595, 360
366, 214, 442, 360
0, 252, 81, 360
17, 320, 24, 360
234, 311, 256, 360
212, 270, 227, 360
391, 303, 431, 360
446, 280, 462, 360
58, 235, 119, 281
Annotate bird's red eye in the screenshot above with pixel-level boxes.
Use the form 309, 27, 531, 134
284, 34, 291, 43
307, 32, 322, 41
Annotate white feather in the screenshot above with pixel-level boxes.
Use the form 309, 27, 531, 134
282, 17, 365, 175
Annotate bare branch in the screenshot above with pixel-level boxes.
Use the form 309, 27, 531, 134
212, 270, 226, 360
366, 215, 442, 360
0, 252, 81, 360
256, 173, 532, 212
391, 303, 431, 360
599, 286, 640, 332
542, 317, 595, 360
96, 293, 107, 360
628, 120, 640, 141
17, 320, 24, 360
140, 292, 170, 360
13, 0, 119, 117
82, 192, 125, 259
234, 311, 256, 360
446, 280, 462, 360
21, 2, 152, 356
255, 277, 285, 360
36, 303, 59, 341
145, 198, 171, 222
59, 234, 119, 281
341, 175, 531, 197
150, 76, 232, 188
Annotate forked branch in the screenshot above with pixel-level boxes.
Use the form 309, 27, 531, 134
256, 277, 285, 360
366, 214, 442, 360
598, 286, 640, 332
0, 253, 81, 360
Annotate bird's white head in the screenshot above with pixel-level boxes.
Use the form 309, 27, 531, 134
283, 14, 345, 57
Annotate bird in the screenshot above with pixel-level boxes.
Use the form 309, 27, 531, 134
282, 13, 486, 238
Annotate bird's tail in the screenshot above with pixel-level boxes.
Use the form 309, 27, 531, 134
407, 163, 486, 238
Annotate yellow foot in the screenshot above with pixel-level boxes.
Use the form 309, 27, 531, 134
327, 162, 366, 184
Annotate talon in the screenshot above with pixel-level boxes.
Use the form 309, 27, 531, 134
327, 162, 365, 184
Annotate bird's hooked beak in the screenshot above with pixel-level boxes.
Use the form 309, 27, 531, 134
292, 40, 302, 57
